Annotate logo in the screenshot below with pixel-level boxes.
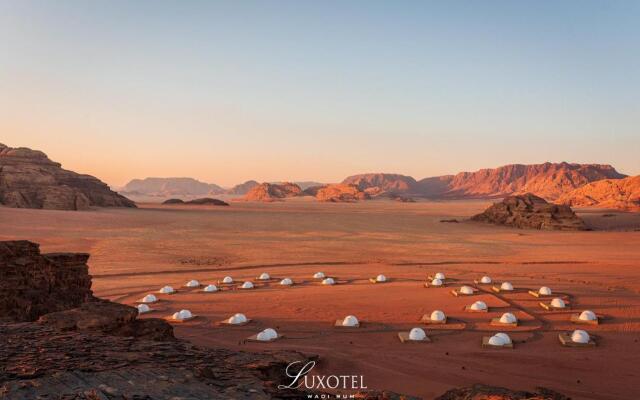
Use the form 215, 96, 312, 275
278, 361, 367, 398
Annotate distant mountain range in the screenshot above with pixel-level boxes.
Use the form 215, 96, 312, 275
1, 142, 637, 211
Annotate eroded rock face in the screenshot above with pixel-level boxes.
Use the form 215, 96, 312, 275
558, 175, 640, 212
0, 241, 93, 322
0, 143, 135, 210
243, 182, 303, 201
342, 173, 419, 195
313, 183, 370, 202
434, 384, 569, 400
471, 194, 587, 230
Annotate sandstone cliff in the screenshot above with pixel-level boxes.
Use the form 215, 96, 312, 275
342, 173, 419, 195
434, 162, 625, 200
313, 183, 370, 202
0, 143, 135, 210
122, 177, 225, 197
243, 182, 303, 201
471, 194, 587, 230
557, 175, 640, 212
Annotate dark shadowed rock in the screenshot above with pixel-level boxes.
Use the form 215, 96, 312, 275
0, 143, 135, 210
0, 241, 93, 322
162, 197, 229, 206
471, 194, 587, 231
434, 384, 569, 400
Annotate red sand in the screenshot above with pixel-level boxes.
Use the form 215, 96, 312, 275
2, 200, 640, 399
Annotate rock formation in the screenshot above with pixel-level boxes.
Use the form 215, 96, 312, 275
471, 194, 587, 230
162, 197, 230, 206
227, 180, 260, 195
342, 163, 626, 201
0, 240, 93, 322
243, 182, 303, 201
557, 175, 640, 212
0, 143, 135, 210
434, 384, 569, 400
421, 162, 626, 200
313, 183, 370, 202
122, 177, 225, 197
342, 173, 419, 195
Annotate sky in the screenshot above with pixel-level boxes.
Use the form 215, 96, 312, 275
1, 1, 639, 187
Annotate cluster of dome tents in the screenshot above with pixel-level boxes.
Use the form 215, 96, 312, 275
135, 271, 599, 346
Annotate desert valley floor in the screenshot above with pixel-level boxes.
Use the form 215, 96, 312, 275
2, 199, 640, 399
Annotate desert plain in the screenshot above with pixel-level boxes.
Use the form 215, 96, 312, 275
2, 199, 640, 399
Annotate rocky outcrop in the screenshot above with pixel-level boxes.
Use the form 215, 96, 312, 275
471, 194, 587, 230
227, 180, 260, 195
557, 175, 640, 212
313, 184, 370, 202
243, 182, 303, 201
435, 384, 569, 400
162, 197, 229, 206
342, 173, 419, 195
0, 241, 93, 322
421, 162, 626, 200
0, 320, 316, 399
122, 177, 225, 197
0, 143, 135, 210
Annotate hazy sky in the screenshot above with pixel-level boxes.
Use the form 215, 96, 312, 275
1, 1, 639, 187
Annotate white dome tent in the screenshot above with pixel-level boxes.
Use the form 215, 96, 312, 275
322, 277, 336, 285
140, 294, 158, 303
221, 276, 234, 284
500, 282, 514, 291
185, 280, 200, 288
483, 332, 513, 348
571, 310, 599, 325
427, 278, 443, 287
313, 272, 326, 279
159, 286, 175, 294
541, 297, 568, 311
240, 281, 254, 289
280, 278, 293, 286
170, 309, 194, 322
398, 327, 430, 343
258, 272, 271, 281
422, 310, 447, 325
559, 329, 595, 347
203, 284, 218, 292
466, 300, 488, 312
529, 286, 553, 297
137, 304, 151, 314
370, 274, 387, 283
478, 275, 492, 284
336, 315, 360, 328
434, 272, 445, 280
225, 313, 249, 325
252, 328, 279, 342
492, 312, 518, 327
451, 285, 475, 296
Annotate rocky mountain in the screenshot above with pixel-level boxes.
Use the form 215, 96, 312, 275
312, 183, 370, 202
557, 175, 640, 211
0, 143, 135, 210
434, 162, 625, 200
227, 180, 259, 195
243, 182, 303, 201
471, 193, 587, 230
122, 177, 224, 197
342, 173, 419, 195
